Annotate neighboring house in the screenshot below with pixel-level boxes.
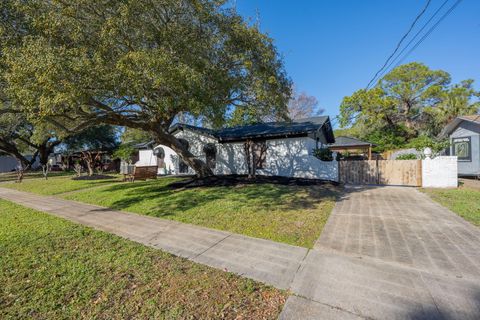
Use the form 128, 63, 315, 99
440, 115, 480, 177
0, 154, 39, 173
134, 116, 337, 180
0, 156, 19, 173
49, 150, 119, 172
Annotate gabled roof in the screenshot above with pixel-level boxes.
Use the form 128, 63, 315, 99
217, 116, 333, 142
439, 115, 480, 137
169, 123, 218, 139
328, 136, 375, 148
169, 116, 335, 143
133, 140, 155, 149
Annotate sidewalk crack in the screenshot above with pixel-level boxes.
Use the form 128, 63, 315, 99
193, 233, 232, 259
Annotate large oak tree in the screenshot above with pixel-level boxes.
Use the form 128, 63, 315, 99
340, 62, 479, 151
1, 0, 291, 177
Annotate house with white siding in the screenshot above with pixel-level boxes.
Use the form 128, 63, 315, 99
134, 116, 338, 181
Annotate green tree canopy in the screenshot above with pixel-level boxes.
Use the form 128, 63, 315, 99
1, 0, 291, 177
0, 109, 66, 169
120, 128, 152, 145
61, 126, 119, 154
340, 62, 479, 151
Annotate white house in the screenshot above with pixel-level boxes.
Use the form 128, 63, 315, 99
134, 116, 338, 181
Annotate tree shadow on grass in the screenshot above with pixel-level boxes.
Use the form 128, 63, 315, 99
95, 177, 344, 218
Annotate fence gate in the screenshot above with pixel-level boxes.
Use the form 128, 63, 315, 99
339, 160, 422, 186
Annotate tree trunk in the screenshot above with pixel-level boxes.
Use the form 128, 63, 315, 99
86, 162, 94, 176
152, 129, 213, 177
244, 139, 256, 179
80, 151, 94, 176
38, 148, 49, 167
41, 165, 49, 180
15, 159, 29, 183
38, 146, 51, 180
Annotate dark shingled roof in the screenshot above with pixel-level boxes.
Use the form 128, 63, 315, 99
328, 136, 374, 148
170, 116, 335, 143
439, 115, 480, 137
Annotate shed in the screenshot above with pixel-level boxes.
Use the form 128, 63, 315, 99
328, 136, 375, 160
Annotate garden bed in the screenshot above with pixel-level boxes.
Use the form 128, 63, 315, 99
168, 174, 339, 189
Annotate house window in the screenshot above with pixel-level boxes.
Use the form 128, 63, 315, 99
203, 143, 216, 169
253, 140, 267, 169
452, 136, 471, 161
177, 139, 190, 173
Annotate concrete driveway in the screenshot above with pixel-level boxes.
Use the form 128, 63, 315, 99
281, 186, 480, 320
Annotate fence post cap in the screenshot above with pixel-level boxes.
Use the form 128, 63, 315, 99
423, 147, 432, 159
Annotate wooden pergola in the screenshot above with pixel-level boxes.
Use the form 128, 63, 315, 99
328, 136, 375, 160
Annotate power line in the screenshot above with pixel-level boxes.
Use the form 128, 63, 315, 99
374, 0, 450, 82
392, 0, 462, 68
366, 0, 432, 89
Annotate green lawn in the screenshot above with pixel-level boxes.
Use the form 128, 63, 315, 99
1, 174, 122, 195
422, 186, 480, 227
63, 177, 339, 247
2, 174, 339, 247
0, 200, 286, 319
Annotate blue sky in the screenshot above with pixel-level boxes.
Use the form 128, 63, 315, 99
234, 0, 480, 124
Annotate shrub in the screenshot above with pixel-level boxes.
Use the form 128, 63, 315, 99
113, 143, 136, 164
407, 135, 449, 154
313, 148, 333, 161
396, 153, 418, 160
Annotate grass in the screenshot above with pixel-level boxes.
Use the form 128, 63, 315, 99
1, 174, 122, 195
63, 177, 339, 248
0, 199, 286, 319
422, 185, 480, 227
2, 174, 339, 247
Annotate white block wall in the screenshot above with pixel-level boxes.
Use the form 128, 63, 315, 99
136, 133, 339, 181
422, 156, 458, 188
136, 147, 178, 175
258, 137, 339, 181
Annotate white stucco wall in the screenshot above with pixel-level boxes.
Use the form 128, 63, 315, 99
215, 142, 247, 175
136, 146, 178, 175
258, 137, 338, 181
136, 131, 338, 181
422, 156, 458, 188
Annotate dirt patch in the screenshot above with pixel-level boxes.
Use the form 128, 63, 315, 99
168, 174, 339, 189
71, 174, 117, 181
459, 178, 480, 191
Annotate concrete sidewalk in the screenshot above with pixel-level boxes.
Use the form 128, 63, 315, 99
0, 187, 307, 290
